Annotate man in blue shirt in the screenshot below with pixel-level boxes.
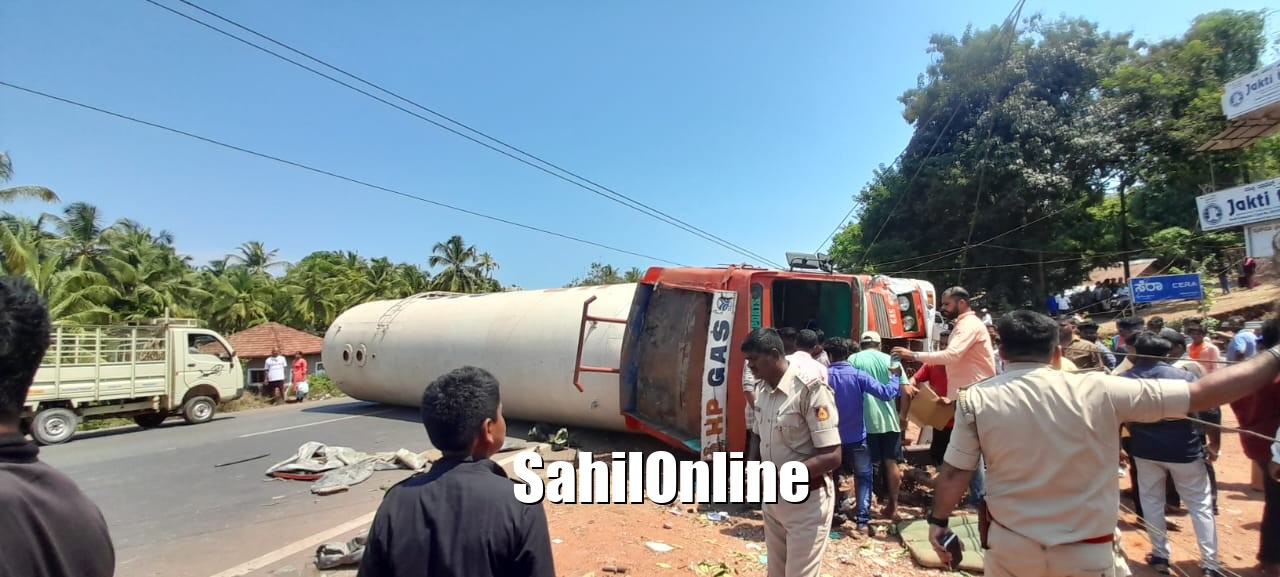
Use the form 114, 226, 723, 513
1225, 316, 1258, 363
1121, 331, 1222, 577
826, 336, 901, 534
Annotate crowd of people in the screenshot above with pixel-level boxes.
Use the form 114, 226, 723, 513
923, 305, 1280, 577
738, 286, 1280, 577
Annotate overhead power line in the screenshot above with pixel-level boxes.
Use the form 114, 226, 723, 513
885, 256, 1081, 275
892, 203, 1073, 273
819, 0, 1028, 268
141, 0, 784, 269
957, 0, 1027, 285
0, 81, 686, 267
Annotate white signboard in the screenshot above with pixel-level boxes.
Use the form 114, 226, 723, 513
1195, 177, 1280, 231
1245, 218, 1280, 260
1222, 60, 1280, 120
699, 290, 736, 459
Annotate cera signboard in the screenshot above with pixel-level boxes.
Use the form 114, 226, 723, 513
1196, 177, 1280, 231
1129, 274, 1203, 304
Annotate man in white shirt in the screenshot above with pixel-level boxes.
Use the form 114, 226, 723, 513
790, 329, 830, 381
263, 348, 287, 404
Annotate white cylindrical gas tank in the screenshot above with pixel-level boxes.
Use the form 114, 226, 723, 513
323, 283, 637, 431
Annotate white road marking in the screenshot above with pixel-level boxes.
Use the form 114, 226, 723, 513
237, 409, 393, 439
206, 510, 376, 577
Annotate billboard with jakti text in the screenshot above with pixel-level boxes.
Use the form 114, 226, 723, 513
1221, 60, 1280, 120
1195, 177, 1280, 231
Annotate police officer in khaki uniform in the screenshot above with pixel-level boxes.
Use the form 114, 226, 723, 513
925, 310, 1280, 577
740, 327, 842, 577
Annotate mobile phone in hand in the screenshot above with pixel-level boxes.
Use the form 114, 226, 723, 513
940, 531, 963, 569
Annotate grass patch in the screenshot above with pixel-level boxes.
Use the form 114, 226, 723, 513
222, 393, 274, 413
306, 374, 345, 398
219, 375, 345, 414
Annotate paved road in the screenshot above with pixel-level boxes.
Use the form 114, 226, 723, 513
39, 398, 433, 577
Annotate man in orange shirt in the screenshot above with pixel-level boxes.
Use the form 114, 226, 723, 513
893, 286, 995, 507
1184, 318, 1221, 375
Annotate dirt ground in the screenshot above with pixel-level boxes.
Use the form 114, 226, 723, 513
544, 413, 1272, 577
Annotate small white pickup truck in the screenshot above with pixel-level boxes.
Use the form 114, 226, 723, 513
22, 318, 246, 445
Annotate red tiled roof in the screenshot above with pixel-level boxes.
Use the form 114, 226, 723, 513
1088, 259, 1158, 285
224, 322, 323, 359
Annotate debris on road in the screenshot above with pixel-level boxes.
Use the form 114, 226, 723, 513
214, 453, 271, 468
315, 534, 368, 569
264, 441, 429, 495
528, 423, 572, 451
644, 541, 674, 553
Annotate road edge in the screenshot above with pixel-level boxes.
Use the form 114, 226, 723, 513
206, 510, 376, 577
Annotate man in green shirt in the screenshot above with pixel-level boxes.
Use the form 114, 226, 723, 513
849, 331, 904, 521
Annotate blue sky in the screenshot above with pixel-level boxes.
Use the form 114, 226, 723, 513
2, 1, 1276, 289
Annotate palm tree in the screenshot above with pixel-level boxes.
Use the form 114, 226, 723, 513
206, 266, 276, 333
0, 152, 59, 204
428, 235, 482, 293
476, 252, 499, 281
0, 213, 57, 276
225, 241, 287, 275
396, 263, 432, 295
100, 226, 209, 320
50, 201, 110, 272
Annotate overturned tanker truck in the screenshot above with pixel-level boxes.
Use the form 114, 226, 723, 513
322, 263, 941, 458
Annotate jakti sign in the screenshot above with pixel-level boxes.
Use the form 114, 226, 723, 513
1130, 274, 1203, 304
1221, 60, 1280, 120
1196, 177, 1280, 231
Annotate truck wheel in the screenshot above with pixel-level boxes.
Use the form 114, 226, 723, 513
31, 407, 78, 445
133, 412, 167, 428
182, 396, 216, 425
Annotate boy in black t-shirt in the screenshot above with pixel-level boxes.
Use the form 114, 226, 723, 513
358, 366, 555, 577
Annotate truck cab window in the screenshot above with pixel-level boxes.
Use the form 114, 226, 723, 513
189, 334, 229, 359
770, 279, 853, 337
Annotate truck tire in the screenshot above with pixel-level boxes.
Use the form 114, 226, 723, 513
182, 396, 216, 425
133, 412, 167, 428
31, 407, 78, 446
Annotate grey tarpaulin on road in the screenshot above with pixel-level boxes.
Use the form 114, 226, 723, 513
264, 441, 429, 495
316, 534, 367, 569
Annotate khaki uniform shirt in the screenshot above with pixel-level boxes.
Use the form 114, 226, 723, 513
944, 362, 1191, 547
1063, 337, 1103, 370
752, 359, 841, 465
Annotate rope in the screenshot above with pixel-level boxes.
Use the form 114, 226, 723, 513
1117, 501, 1246, 577
1186, 417, 1279, 444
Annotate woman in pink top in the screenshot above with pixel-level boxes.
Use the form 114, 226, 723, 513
291, 351, 308, 397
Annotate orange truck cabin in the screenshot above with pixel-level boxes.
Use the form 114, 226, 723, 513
615, 266, 938, 458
